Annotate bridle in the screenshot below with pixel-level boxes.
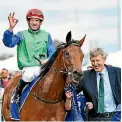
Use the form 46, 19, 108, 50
60, 44, 84, 87
31, 43, 84, 104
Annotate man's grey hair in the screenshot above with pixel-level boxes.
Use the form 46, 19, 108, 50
90, 48, 107, 58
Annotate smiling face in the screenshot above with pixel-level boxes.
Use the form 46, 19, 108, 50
27, 18, 42, 31
90, 48, 106, 72
90, 54, 106, 72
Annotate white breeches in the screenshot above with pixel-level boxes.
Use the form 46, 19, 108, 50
21, 66, 40, 82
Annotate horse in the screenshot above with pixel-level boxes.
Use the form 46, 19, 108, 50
2, 31, 86, 121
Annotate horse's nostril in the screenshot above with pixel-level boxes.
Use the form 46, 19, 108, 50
73, 71, 83, 75
73, 71, 78, 74
73, 71, 84, 78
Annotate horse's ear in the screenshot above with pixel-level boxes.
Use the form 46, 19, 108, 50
78, 34, 86, 47
66, 31, 72, 43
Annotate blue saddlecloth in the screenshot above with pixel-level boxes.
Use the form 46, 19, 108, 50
9, 76, 40, 120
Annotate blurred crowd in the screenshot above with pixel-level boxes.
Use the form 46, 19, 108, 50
0, 68, 11, 88
0, 68, 21, 88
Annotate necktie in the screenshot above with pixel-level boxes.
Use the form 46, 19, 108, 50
98, 73, 104, 113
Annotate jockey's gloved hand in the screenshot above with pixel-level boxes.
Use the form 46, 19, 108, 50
40, 59, 48, 65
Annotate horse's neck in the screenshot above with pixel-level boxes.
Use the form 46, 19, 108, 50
33, 51, 65, 100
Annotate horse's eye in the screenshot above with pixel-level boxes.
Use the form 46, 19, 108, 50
65, 52, 70, 56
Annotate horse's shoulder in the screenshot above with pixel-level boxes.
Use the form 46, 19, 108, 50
12, 74, 21, 85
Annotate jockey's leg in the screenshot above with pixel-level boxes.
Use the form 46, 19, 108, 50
13, 79, 28, 105
13, 66, 40, 105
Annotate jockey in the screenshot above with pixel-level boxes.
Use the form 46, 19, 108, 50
3, 9, 55, 105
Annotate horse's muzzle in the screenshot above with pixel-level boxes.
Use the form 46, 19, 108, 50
72, 71, 84, 83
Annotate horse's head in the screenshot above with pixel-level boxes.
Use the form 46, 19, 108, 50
38, 31, 86, 91
60, 31, 86, 87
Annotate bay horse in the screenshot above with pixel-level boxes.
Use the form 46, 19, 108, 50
2, 31, 86, 121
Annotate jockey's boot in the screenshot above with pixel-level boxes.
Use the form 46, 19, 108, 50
13, 79, 28, 105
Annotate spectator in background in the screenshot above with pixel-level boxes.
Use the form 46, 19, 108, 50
9, 71, 21, 79
9, 73, 14, 79
0, 68, 10, 88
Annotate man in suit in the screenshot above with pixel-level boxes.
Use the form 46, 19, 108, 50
65, 48, 121, 121
76, 48, 121, 121
112, 104, 121, 121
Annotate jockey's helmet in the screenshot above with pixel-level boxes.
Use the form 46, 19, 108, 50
26, 9, 44, 21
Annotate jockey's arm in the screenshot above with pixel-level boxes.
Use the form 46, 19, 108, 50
40, 34, 55, 64
3, 30, 22, 47
47, 34, 55, 59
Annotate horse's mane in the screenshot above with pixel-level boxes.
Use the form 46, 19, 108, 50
38, 41, 79, 78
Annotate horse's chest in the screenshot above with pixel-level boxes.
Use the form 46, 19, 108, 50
45, 104, 56, 112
